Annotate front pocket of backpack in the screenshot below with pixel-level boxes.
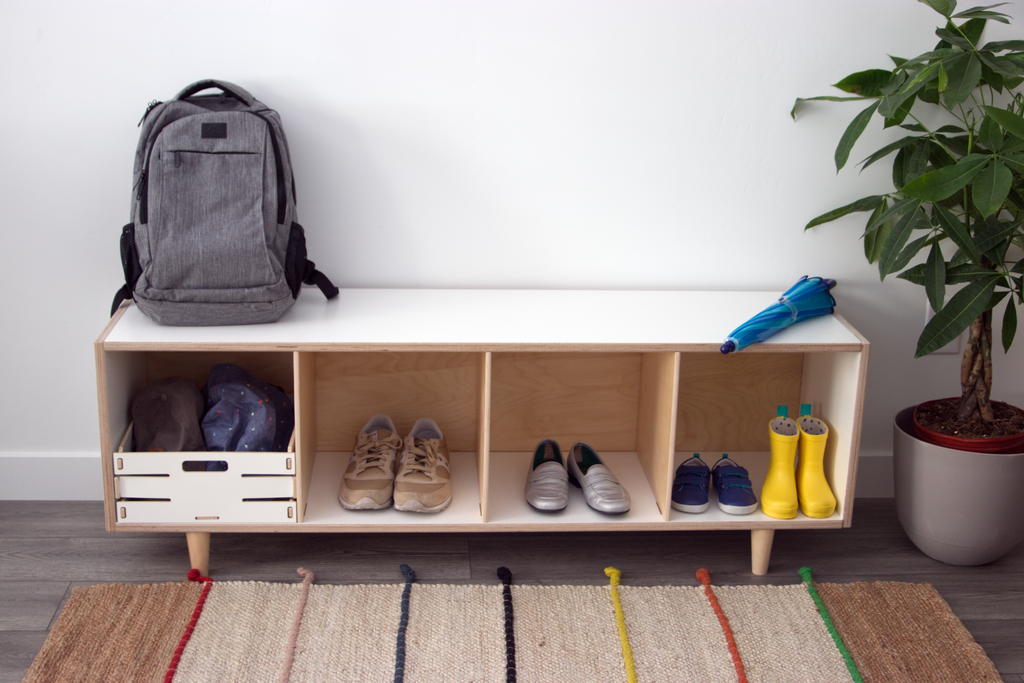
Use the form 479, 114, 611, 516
150, 150, 276, 291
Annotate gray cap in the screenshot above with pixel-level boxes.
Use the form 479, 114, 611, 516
132, 377, 206, 452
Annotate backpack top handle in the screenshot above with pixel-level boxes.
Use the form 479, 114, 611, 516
173, 79, 255, 107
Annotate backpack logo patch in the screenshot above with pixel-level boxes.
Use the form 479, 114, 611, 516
201, 122, 227, 139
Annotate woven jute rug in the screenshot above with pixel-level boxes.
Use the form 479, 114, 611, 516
23, 566, 1000, 683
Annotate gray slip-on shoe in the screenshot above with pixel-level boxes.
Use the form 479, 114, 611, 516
568, 441, 630, 514
525, 439, 568, 512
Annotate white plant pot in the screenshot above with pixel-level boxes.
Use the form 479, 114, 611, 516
894, 406, 1024, 566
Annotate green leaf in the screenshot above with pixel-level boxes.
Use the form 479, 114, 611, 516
935, 28, 973, 50
1003, 298, 1017, 352
880, 70, 907, 95
916, 277, 999, 357
883, 94, 917, 128
860, 135, 922, 170
950, 249, 971, 267
953, 7, 1011, 23
836, 101, 881, 171
1001, 138, 1024, 153
1002, 152, 1024, 173
893, 147, 911, 189
978, 51, 1023, 77
943, 53, 982, 108
896, 48, 962, 71
946, 263, 1001, 282
983, 40, 1024, 51
907, 140, 933, 183
955, 17, 988, 46
791, 95, 873, 120
832, 70, 895, 97
897, 264, 928, 284
935, 133, 971, 156
897, 262, 999, 285
919, 83, 942, 104
984, 106, 1024, 139
925, 242, 947, 312
928, 142, 958, 169
979, 116, 1003, 152
804, 195, 886, 230
879, 200, 924, 279
971, 160, 1013, 217
902, 153, 991, 200
864, 200, 892, 263
919, 0, 957, 17
982, 62, 1006, 92
879, 64, 939, 119
938, 61, 950, 92
933, 203, 982, 262
974, 216, 1021, 252
987, 289, 1010, 312
866, 196, 920, 235
891, 235, 931, 275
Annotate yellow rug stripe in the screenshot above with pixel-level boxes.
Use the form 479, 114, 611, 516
605, 567, 638, 683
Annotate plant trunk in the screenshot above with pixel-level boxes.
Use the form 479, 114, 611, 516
959, 310, 995, 423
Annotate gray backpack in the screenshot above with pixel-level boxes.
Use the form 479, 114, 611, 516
112, 79, 337, 325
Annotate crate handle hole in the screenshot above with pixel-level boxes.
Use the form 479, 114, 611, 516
182, 461, 229, 472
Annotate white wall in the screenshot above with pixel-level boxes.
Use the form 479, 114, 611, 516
1, 0, 1021, 498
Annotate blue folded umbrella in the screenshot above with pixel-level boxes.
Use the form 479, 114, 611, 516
721, 276, 837, 354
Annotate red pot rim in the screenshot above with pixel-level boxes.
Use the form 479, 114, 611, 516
913, 398, 1024, 454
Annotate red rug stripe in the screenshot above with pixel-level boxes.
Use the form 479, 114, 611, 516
164, 571, 214, 683
696, 568, 748, 683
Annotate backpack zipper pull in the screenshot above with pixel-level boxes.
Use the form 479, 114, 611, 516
174, 151, 181, 168
138, 100, 162, 127
135, 170, 147, 199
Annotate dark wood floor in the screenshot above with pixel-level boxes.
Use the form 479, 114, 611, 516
1, 499, 1021, 682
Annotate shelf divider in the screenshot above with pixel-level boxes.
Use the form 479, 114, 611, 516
637, 352, 680, 521
477, 351, 492, 523
295, 351, 317, 523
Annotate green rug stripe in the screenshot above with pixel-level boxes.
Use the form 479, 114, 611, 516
798, 567, 863, 683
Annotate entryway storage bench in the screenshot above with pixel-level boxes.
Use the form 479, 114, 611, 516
95, 289, 869, 575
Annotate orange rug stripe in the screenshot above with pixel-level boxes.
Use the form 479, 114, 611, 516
696, 568, 748, 683
164, 570, 214, 683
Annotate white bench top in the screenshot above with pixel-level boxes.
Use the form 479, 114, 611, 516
101, 288, 865, 352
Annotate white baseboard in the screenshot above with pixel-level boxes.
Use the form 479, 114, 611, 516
1, 451, 896, 502
0, 453, 105, 500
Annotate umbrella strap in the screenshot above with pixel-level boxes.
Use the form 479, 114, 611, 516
780, 297, 799, 321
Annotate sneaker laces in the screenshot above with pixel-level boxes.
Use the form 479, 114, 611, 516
403, 438, 441, 478
353, 431, 401, 475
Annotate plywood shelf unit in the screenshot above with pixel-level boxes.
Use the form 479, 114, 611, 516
95, 289, 869, 575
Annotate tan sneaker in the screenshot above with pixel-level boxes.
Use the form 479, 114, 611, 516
338, 415, 402, 510
394, 418, 452, 513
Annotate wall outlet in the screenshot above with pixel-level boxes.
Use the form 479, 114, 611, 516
925, 294, 963, 355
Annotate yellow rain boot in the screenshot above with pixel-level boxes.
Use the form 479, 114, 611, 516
762, 414, 799, 519
797, 413, 837, 518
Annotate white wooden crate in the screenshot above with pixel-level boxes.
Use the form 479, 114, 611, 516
113, 423, 297, 524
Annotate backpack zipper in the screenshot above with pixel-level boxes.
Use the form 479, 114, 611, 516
138, 100, 163, 127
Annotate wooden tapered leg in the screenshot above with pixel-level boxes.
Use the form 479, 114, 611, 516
186, 532, 211, 576
751, 529, 775, 575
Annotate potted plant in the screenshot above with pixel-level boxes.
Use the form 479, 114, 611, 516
793, 0, 1024, 564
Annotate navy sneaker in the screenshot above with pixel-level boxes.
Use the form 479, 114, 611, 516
711, 455, 758, 515
671, 454, 711, 513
